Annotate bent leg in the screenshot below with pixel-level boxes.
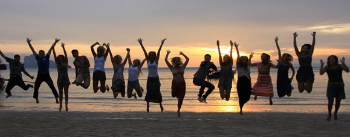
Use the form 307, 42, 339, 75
305, 80, 314, 93
298, 81, 306, 93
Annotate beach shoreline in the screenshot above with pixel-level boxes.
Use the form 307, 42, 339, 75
1, 110, 350, 137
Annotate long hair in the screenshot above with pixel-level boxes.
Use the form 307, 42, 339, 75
114, 55, 122, 64
261, 53, 271, 65
171, 57, 183, 66
301, 44, 311, 54
237, 56, 248, 69
222, 54, 233, 66
327, 55, 339, 67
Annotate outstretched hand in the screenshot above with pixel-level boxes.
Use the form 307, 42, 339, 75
166, 50, 171, 54
293, 32, 298, 38
311, 32, 316, 37
340, 57, 346, 64
275, 37, 279, 42
249, 52, 254, 58
26, 38, 31, 44
137, 38, 143, 44
161, 38, 167, 44
126, 48, 130, 52
230, 40, 233, 47
180, 51, 184, 55
234, 42, 239, 48
320, 59, 325, 66
61, 43, 65, 47
216, 40, 220, 47
54, 38, 60, 43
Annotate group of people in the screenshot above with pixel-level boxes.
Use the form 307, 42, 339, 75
0, 32, 349, 120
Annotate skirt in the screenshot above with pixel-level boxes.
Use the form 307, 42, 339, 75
296, 66, 314, 82
237, 76, 251, 104
251, 75, 274, 97
327, 82, 345, 100
57, 74, 70, 88
145, 77, 162, 103
277, 78, 292, 97
111, 73, 125, 93
171, 80, 186, 99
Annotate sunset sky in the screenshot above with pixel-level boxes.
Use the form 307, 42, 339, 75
1, 0, 350, 68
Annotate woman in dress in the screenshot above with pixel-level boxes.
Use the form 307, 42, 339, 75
53, 42, 70, 111
234, 41, 252, 115
294, 32, 316, 93
217, 40, 234, 101
106, 44, 129, 99
250, 52, 278, 105
275, 37, 295, 97
320, 55, 349, 121
165, 50, 189, 117
137, 38, 166, 112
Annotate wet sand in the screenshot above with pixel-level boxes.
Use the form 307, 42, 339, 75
1, 110, 349, 137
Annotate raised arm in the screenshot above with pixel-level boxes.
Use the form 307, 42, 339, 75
319, 59, 326, 75
249, 53, 257, 66
293, 32, 300, 56
229, 40, 233, 62
61, 43, 68, 63
47, 38, 60, 57
275, 37, 282, 64
122, 48, 130, 66
139, 58, 147, 70
309, 32, 316, 56
27, 38, 37, 56
90, 42, 100, 58
127, 50, 132, 67
340, 57, 350, 73
165, 50, 172, 70
0, 48, 8, 59
234, 41, 240, 61
217, 40, 223, 64
52, 44, 58, 62
137, 38, 148, 59
106, 43, 115, 64
103, 43, 109, 59
156, 38, 167, 63
180, 51, 189, 69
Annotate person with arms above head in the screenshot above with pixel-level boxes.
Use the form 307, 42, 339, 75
0, 46, 34, 98
91, 42, 109, 93
137, 38, 166, 112
294, 32, 316, 93
234, 41, 252, 115
275, 37, 295, 97
126, 49, 146, 100
107, 44, 129, 99
27, 38, 59, 104
165, 50, 189, 117
193, 54, 217, 103
52, 42, 70, 112
217, 40, 234, 101
72, 48, 90, 89
320, 56, 349, 121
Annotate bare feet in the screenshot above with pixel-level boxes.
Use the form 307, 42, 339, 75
66, 106, 68, 112
177, 110, 181, 117
287, 93, 291, 97
147, 105, 150, 113
334, 113, 338, 121
254, 96, 257, 100
240, 110, 243, 115
327, 114, 331, 121
106, 85, 110, 92
160, 104, 164, 112
59, 106, 62, 112
28, 84, 34, 88
56, 98, 59, 104
269, 98, 273, 105
5, 94, 12, 98
133, 93, 137, 99
35, 98, 39, 104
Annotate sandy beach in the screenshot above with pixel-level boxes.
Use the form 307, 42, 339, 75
1, 110, 349, 137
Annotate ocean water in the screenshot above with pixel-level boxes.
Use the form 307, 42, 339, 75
1, 67, 350, 113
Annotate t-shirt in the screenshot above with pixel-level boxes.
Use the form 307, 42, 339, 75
36, 54, 50, 75
6, 57, 24, 77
